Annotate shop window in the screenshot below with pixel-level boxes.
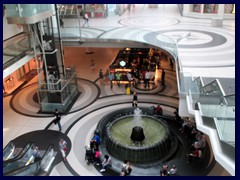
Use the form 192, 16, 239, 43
224, 4, 234, 14
204, 4, 218, 14
192, 4, 201, 13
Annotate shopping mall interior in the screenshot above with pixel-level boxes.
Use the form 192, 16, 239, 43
3, 4, 235, 176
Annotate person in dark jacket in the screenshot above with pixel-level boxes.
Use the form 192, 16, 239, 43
132, 91, 138, 107
54, 109, 62, 131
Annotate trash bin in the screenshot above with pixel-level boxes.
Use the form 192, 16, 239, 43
211, 18, 223, 27
126, 87, 131, 95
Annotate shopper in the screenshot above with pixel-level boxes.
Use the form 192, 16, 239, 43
54, 109, 62, 131
132, 91, 138, 107
100, 155, 112, 172
59, 138, 67, 161
161, 69, 166, 86
82, 12, 89, 27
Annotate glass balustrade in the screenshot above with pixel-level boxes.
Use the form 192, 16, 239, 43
189, 77, 235, 147
38, 66, 78, 113
5, 4, 54, 17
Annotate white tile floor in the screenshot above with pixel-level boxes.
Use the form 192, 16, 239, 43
3, 4, 234, 176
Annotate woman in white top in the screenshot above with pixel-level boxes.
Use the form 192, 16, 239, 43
59, 138, 67, 161
100, 155, 112, 172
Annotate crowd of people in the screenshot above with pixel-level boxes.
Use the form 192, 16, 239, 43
90, 47, 173, 90
84, 132, 115, 173
160, 164, 178, 176
55, 107, 206, 176
173, 110, 207, 164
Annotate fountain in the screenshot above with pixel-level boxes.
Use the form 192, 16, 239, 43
97, 107, 178, 164
130, 126, 145, 142
131, 108, 145, 142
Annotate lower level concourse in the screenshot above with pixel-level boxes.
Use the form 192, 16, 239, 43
3, 4, 234, 176
3, 48, 231, 176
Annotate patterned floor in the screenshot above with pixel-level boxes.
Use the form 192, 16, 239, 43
3, 4, 234, 176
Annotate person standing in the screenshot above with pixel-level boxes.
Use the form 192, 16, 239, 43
155, 104, 163, 115
121, 160, 132, 176
127, 72, 132, 86
90, 59, 95, 72
145, 70, 151, 88
93, 148, 101, 165
161, 69, 166, 86
168, 164, 177, 176
104, 69, 110, 85
115, 71, 121, 87
109, 72, 114, 89
54, 109, 62, 131
160, 165, 169, 176
32, 146, 41, 162
132, 91, 138, 107
99, 69, 104, 85
82, 12, 89, 27
170, 59, 174, 70
91, 133, 101, 150
59, 138, 67, 161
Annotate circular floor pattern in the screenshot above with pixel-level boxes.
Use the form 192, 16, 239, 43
119, 16, 180, 27
10, 79, 99, 117
65, 103, 215, 176
143, 29, 227, 48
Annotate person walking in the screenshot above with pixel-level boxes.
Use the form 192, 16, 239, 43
60, 16, 64, 28
59, 138, 67, 161
127, 4, 131, 13
82, 12, 89, 27
161, 69, 166, 86
54, 109, 62, 131
132, 91, 138, 107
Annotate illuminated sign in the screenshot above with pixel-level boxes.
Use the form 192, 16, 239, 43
119, 60, 126, 67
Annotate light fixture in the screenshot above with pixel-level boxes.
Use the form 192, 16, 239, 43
119, 60, 126, 67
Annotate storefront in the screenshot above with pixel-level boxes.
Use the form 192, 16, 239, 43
3, 58, 37, 95
109, 48, 158, 84
59, 4, 108, 18
179, 4, 235, 19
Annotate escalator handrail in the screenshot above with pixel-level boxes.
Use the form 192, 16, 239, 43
3, 141, 14, 152
3, 142, 35, 165
4, 144, 55, 176
3, 142, 33, 162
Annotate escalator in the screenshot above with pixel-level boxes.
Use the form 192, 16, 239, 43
3, 144, 56, 176
3, 141, 33, 162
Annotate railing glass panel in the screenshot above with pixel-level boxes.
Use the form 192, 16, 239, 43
5, 4, 54, 17
3, 144, 35, 175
